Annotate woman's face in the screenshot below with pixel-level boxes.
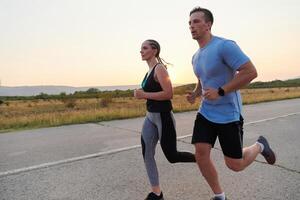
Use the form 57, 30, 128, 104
140, 41, 156, 61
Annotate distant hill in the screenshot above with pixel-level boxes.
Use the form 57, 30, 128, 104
0, 85, 140, 96
173, 78, 300, 94
247, 78, 300, 88
173, 83, 196, 95
1, 78, 299, 97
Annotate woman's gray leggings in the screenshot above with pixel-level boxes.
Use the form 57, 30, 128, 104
141, 111, 195, 186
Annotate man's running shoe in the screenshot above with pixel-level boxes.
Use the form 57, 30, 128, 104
145, 192, 164, 200
257, 136, 276, 165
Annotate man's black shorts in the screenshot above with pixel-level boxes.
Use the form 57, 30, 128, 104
192, 113, 244, 159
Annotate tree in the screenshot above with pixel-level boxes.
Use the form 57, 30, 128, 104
86, 88, 99, 93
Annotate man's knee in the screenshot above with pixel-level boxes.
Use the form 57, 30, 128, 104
225, 160, 244, 172
195, 143, 211, 161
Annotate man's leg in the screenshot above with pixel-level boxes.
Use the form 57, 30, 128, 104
224, 143, 261, 171
195, 143, 223, 194
219, 118, 276, 171
192, 113, 226, 199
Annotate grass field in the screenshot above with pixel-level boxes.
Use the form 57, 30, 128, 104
1, 87, 300, 132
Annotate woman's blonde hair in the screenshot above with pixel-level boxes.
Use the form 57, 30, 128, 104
146, 39, 171, 67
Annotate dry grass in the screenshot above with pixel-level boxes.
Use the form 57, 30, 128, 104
241, 87, 300, 104
1, 87, 300, 132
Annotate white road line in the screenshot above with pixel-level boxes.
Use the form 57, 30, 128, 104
244, 112, 300, 125
1, 112, 300, 178
178, 111, 300, 139
0, 145, 141, 178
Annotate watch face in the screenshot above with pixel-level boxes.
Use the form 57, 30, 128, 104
218, 87, 225, 96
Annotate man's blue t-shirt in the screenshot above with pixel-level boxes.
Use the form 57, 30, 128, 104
192, 36, 250, 123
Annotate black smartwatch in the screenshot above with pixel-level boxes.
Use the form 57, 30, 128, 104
218, 87, 225, 96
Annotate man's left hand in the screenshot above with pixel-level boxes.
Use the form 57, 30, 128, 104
203, 88, 220, 100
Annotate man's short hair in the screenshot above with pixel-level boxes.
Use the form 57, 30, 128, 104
190, 7, 214, 25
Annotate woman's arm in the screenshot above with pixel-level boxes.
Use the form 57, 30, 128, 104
134, 64, 173, 100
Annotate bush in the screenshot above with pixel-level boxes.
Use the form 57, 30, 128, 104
100, 97, 112, 107
64, 99, 77, 108
36, 92, 49, 100
86, 88, 99, 93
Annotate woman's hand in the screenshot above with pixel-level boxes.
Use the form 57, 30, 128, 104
134, 89, 145, 99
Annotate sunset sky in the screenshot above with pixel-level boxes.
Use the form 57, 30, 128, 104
1, 0, 299, 87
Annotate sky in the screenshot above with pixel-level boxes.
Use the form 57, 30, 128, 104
1, 0, 300, 87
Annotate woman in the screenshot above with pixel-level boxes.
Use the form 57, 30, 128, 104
134, 39, 196, 200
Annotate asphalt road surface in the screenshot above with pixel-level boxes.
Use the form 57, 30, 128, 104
0, 98, 300, 200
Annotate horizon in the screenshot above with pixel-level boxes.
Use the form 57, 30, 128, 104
1, 0, 300, 87
1, 76, 300, 88
1, 78, 299, 97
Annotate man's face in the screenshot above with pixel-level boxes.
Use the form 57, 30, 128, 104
189, 11, 211, 40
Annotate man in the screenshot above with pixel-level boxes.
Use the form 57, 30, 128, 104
186, 7, 276, 200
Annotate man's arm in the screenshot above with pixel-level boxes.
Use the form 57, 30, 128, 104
203, 61, 257, 100
222, 61, 257, 94
186, 79, 202, 104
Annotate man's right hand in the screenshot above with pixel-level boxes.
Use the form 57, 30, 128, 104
186, 91, 197, 104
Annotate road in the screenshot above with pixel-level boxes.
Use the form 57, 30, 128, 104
0, 98, 300, 200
